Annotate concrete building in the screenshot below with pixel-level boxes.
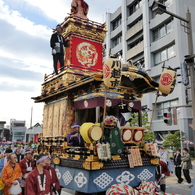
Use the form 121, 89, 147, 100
105, 0, 195, 146
0, 121, 11, 142
26, 123, 42, 143
10, 119, 26, 142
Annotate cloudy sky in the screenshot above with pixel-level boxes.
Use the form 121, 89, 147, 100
0, 0, 121, 128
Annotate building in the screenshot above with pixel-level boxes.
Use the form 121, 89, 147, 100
26, 122, 42, 143
105, 0, 195, 146
10, 119, 26, 142
0, 121, 11, 142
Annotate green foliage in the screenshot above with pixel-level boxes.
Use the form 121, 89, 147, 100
128, 112, 155, 142
162, 130, 185, 150
128, 113, 139, 127
144, 131, 155, 143
28, 137, 33, 147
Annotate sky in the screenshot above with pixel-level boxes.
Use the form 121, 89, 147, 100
0, 0, 121, 128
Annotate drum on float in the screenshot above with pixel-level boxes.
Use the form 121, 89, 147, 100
122, 129, 132, 142
133, 130, 144, 142
121, 127, 145, 143
80, 123, 103, 143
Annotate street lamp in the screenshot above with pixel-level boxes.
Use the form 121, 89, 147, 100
151, 1, 195, 130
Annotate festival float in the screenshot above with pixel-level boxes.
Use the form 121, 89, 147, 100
32, 1, 177, 194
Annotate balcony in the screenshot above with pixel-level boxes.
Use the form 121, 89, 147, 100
11, 126, 26, 132
126, 41, 144, 59
126, 20, 143, 40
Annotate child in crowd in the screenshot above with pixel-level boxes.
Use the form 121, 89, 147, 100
167, 157, 174, 175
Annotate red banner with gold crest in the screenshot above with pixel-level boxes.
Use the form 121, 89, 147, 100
65, 36, 103, 72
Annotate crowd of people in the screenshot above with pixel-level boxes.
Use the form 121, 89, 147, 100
0, 121, 84, 195
156, 147, 193, 193
0, 123, 194, 195
0, 146, 61, 195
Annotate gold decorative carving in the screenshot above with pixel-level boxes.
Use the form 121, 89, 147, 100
82, 161, 104, 170
112, 155, 121, 160
41, 70, 84, 95
61, 17, 106, 43
73, 155, 80, 160
150, 158, 160, 165
53, 157, 61, 165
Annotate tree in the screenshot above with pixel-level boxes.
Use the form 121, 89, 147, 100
162, 130, 185, 151
128, 112, 155, 142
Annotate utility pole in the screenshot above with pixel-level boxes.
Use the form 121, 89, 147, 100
185, 10, 195, 130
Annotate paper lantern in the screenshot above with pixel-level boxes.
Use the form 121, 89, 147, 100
103, 57, 122, 88
143, 143, 158, 156
159, 69, 176, 95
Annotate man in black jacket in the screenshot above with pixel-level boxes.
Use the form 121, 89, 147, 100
50, 24, 69, 74
174, 149, 183, 184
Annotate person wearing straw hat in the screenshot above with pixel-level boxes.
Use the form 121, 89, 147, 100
25, 154, 52, 195
50, 24, 69, 75
67, 122, 84, 147
19, 150, 35, 195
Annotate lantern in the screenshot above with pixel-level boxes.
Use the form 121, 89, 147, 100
103, 57, 122, 88
159, 69, 176, 95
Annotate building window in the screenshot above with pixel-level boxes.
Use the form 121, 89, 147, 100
155, 99, 178, 120
13, 123, 25, 127
153, 20, 173, 41
127, 17, 142, 30
127, 37, 143, 50
14, 132, 25, 141
112, 15, 122, 30
154, 44, 176, 66
112, 34, 122, 47
128, 0, 142, 16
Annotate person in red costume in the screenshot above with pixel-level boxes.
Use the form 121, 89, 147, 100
44, 157, 61, 195
19, 150, 35, 195
25, 154, 52, 195
71, 0, 89, 20
155, 160, 170, 193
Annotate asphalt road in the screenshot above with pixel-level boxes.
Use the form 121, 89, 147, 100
61, 163, 195, 195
